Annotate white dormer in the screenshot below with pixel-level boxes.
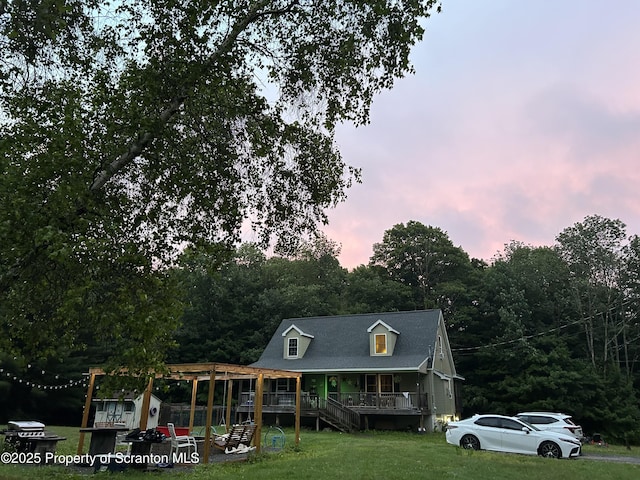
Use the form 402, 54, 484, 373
282, 325, 314, 359
367, 320, 400, 356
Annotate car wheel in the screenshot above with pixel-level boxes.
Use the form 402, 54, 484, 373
460, 434, 480, 450
539, 441, 561, 458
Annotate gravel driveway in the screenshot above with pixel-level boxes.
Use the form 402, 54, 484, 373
581, 452, 640, 465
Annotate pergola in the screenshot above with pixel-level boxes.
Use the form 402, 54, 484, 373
78, 362, 302, 463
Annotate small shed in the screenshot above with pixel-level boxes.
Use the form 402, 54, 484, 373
93, 393, 162, 430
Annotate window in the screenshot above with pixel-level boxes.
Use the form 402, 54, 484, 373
367, 320, 399, 356
276, 379, 290, 391
501, 418, 525, 431
366, 374, 377, 393
379, 374, 393, 393
526, 416, 554, 425
475, 417, 501, 428
288, 338, 298, 357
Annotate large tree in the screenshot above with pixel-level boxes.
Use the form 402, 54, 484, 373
555, 215, 632, 376
370, 221, 474, 314
0, 1, 441, 370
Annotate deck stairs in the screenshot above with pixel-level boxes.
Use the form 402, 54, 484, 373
318, 397, 360, 433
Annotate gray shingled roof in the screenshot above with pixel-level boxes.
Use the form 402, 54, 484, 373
251, 310, 442, 372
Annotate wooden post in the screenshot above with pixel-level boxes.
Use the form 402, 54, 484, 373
77, 373, 96, 454
139, 376, 154, 430
295, 376, 301, 446
203, 369, 216, 464
225, 379, 233, 431
189, 378, 198, 433
235, 379, 242, 428
253, 374, 264, 453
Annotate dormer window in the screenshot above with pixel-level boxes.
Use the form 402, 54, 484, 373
288, 338, 298, 358
282, 324, 314, 359
375, 334, 387, 354
368, 320, 399, 356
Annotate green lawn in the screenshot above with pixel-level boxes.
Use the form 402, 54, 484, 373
1, 426, 639, 479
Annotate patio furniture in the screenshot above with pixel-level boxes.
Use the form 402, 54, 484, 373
212, 424, 257, 454
167, 423, 197, 460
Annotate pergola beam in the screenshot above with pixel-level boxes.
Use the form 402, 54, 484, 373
88, 363, 300, 381
80, 362, 301, 463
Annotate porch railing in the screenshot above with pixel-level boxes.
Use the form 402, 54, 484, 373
239, 392, 318, 409
240, 391, 425, 410
321, 397, 360, 432
330, 392, 425, 410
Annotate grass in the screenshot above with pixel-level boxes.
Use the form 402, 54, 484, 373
1, 426, 639, 479
581, 442, 638, 457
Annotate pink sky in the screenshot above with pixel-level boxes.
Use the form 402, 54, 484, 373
324, 0, 640, 269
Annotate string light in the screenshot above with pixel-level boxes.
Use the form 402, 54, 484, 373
0, 360, 86, 390
1, 360, 196, 393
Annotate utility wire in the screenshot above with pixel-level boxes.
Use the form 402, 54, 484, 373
451, 299, 636, 353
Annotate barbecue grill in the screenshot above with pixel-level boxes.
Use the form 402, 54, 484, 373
2, 421, 66, 455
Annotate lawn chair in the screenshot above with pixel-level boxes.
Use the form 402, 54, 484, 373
167, 423, 197, 460
211, 424, 257, 454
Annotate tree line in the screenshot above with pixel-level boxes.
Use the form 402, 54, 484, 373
2, 215, 639, 442
168, 215, 640, 442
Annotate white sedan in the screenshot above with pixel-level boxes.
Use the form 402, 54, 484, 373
445, 414, 581, 459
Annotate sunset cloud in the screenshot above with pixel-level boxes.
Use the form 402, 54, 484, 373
325, 1, 640, 269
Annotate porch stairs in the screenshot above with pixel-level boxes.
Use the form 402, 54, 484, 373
318, 397, 360, 433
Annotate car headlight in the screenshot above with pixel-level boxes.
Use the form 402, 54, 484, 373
560, 438, 580, 446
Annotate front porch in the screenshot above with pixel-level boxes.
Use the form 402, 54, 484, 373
230, 372, 434, 432
239, 391, 427, 412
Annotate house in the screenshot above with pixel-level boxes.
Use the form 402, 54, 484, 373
93, 393, 162, 430
249, 309, 463, 432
